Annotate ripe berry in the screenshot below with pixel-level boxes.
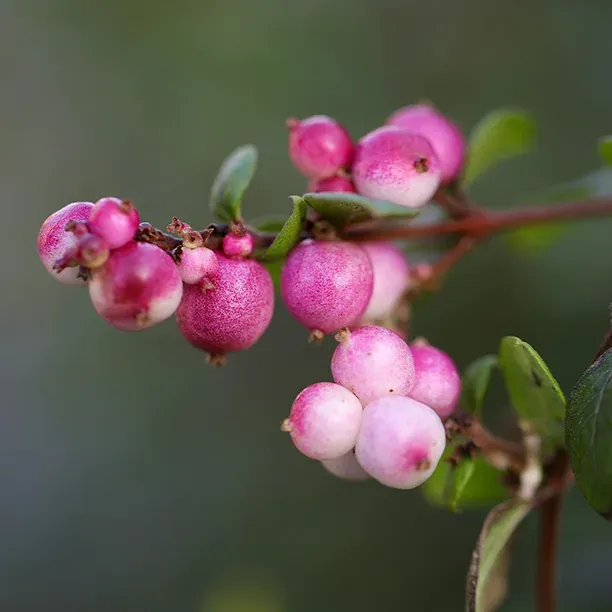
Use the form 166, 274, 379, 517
307, 175, 357, 194
287, 115, 354, 179
37, 201, 94, 285
88, 241, 183, 331
281, 382, 363, 460
176, 253, 274, 357
321, 451, 370, 481
178, 246, 218, 285
355, 396, 445, 489
88, 197, 140, 250
386, 104, 466, 184
222, 232, 254, 258
352, 126, 441, 208
408, 343, 461, 418
331, 326, 415, 406
75, 233, 110, 269
280, 239, 373, 336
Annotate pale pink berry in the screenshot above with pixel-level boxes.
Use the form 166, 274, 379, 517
321, 452, 370, 481
331, 326, 415, 406
282, 382, 363, 460
89, 241, 183, 331
287, 115, 354, 179
307, 175, 357, 194
176, 253, 274, 356
352, 126, 441, 208
386, 104, 466, 183
88, 197, 140, 250
222, 232, 254, 258
178, 246, 218, 285
360, 242, 411, 321
75, 233, 110, 269
408, 344, 461, 418
355, 396, 445, 489
37, 201, 94, 285
280, 240, 373, 335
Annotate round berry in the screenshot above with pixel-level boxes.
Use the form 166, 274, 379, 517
89, 241, 183, 331
287, 115, 354, 179
282, 382, 363, 460
88, 197, 140, 250
222, 232, 254, 258
386, 104, 466, 184
408, 344, 461, 418
37, 201, 94, 285
75, 233, 110, 269
178, 246, 218, 285
321, 451, 370, 482
331, 326, 415, 406
280, 240, 373, 336
355, 396, 445, 489
307, 175, 357, 194
352, 126, 441, 209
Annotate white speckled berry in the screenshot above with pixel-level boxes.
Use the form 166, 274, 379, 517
177, 246, 218, 285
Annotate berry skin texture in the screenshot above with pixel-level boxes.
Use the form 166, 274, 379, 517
408, 344, 461, 418
176, 253, 274, 355
222, 232, 254, 258
355, 396, 446, 489
352, 126, 441, 209
88, 197, 140, 250
331, 325, 415, 406
75, 233, 110, 269
386, 104, 466, 184
88, 241, 183, 331
280, 239, 373, 335
322, 451, 370, 481
178, 246, 218, 285
282, 382, 363, 460
307, 175, 357, 194
287, 115, 354, 179
37, 201, 94, 285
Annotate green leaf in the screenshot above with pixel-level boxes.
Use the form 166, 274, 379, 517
598, 136, 612, 166
448, 459, 476, 513
263, 259, 282, 291
209, 145, 258, 222
566, 348, 612, 520
466, 499, 532, 612
463, 109, 536, 187
262, 196, 307, 260
498, 337, 565, 457
251, 216, 288, 233
461, 355, 498, 416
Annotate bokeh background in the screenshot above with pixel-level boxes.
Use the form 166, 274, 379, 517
3, 0, 612, 610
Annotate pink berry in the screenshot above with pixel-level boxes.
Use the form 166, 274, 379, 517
178, 246, 219, 285
331, 326, 415, 406
386, 104, 466, 184
280, 240, 373, 335
222, 232, 254, 258
37, 201, 94, 285
352, 126, 441, 209
75, 233, 110, 269
287, 115, 354, 179
176, 253, 274, 356
408, 344, 461, 418
321, 451, 370, 481
88, 241, 183, 331
307, 175, 357, 194
88, 197, 140, 250
360, 241, 411, 321
282, 382, 363, 460
355, 396, 445, 489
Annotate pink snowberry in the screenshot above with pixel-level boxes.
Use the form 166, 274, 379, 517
355, 396, 446, 489
281, 382, 363, 460
386, 104, 466, 184
331, 326, 415, 406
307, 175, 357, 194
88, 241, 183, 331
75, 233, 110, 269
321, 451, 370, 481
88, 197, 140, 250
176, 253, 274, 358
37, 201, 94, 285
177, 245, 218, 285
408, 343, 461, 418
287, 115, 354, 179
280, 239, 373, 337
222, 231, 254, 258
352, 126, 441, 209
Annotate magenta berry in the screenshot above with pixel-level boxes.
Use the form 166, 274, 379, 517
37, 201, 94, 285
287, 115, 354, 179
176, 253, 274, 356
408, 344, 461, 418
331, 326, 415, 406
386, 104, 466, 183
307, 175, 357, 194
88, 197, 140, 250
177, 245, 218, 285
321, 452, 370, 481
88, 241, 183, 331
75, 233, 110, 269
222, 232, 254, 258
280, 239, 373, 335
282, 382, 363, 460
352, 126, 441, 209
355, 396, 445, 489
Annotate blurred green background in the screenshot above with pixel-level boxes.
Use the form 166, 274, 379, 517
3, 0, 612, 609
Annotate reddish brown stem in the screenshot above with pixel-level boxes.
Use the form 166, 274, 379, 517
537, 492, 561, 612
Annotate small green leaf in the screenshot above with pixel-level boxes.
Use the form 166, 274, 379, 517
262, 196, 307, 260
566, 348, 612, 520
498, 337, 565, 457
463, 109, 536, 187
461, 355, 498, 416
263, 259, 282, 291
448, 459, 476, 513
209, 145, 258, 222
598, 136, 612, 166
